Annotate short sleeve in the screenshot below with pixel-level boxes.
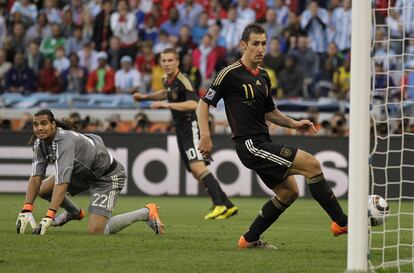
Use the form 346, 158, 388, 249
31, 140, 48, 177
202, 69, 230, 107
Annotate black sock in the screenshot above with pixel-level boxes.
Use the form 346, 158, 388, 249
201, 173, 223, 206
244, 197, 288, 242
307, 174, 348, 227
217, 186, 234, 208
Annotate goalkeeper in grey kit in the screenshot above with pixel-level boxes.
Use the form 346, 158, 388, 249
16, 109, 164, 235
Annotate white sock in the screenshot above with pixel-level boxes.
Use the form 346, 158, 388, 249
104, 208, 149, 234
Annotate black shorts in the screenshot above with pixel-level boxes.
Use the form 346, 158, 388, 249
176, 120, 211, 172
235, 136, 297, 189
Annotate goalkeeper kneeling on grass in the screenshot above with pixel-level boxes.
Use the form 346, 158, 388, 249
16, 109, 164, 235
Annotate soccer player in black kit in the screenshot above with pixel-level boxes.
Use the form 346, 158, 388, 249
133, 48, 237, 220
197, 23, 348, 249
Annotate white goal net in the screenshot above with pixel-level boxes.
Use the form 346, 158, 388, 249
370, 1, 414, 271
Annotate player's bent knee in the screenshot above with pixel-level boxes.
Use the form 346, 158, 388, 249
88, 226, 105, 235
306, 157, 322, 178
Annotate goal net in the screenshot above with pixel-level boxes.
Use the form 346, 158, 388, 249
369, 1, 414, 271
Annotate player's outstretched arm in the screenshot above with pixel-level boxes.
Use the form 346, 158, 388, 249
16, 176, 43, 234
265, 109, 316, 134
196, 100, 213, 157
132, 89, 167, 101
33, 183, 68, 235
152, 100, 197, 111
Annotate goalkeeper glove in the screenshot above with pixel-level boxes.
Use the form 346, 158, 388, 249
32, 209, 56, 235
16, 203, 37, 234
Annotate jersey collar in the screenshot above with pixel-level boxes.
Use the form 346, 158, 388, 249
240, 60, 260, 76
166, 70, 180, 85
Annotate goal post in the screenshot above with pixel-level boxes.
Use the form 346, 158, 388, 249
347, 0, 371, 272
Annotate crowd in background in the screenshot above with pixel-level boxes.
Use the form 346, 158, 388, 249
0, 0, 413, 136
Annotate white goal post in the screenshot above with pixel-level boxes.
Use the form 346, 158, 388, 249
349, 0, 414, 272
347, 0, 371, 272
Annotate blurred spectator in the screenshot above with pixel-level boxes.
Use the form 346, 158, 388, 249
192, 33, 218, 89
10, 0, 38, 26
191, 11, 209, 45
160, 6, 182, 38
207, 23, 227, 71
261, 9, 283, 51
65, 0, 84, 26
40, 23, 66, 59
110, 0, 138, 59
65, 26, 84, 55
87, 0, 102, 18
129, 0, 145, 35
300, 0, 329, 54
333, 57, 351, 99
0, 48, 12, 91
177, 0, 204, 28
132, 112, 150, 133
331, 0, 352, 53
153, 29, 173, 54
53, 46, 70, 75
81, 9, 94, 42
312, 59, 335, 98
0, 13, 6, 47
236, 0, 256, 26
386, 7, 404, 54
9, 22, 26, 53
151, 53, 164, 92
277, 55, 303, 98
289, 36, 319, 97
18, 112, 32, 131
220, 5, 243, 56
86, 51, 115, 93
261, 60, 278, 95
331, 111, 348, 136
320, 42, 343, 71
0, 118, 12, 130
25, 41, 43, 75
77, 41, 98, 71
250, 0, 267, 22
280, 12, 304, 52
106, 36, 120, 70
2, 37, 16, 63
104, 113, 129, 132
24, 13, 51, 45
37, 57, 61, 93
5, 52, 36, 93
61, 53, 88, 93
180, 53, 201, 94
140, 13, 158, 44
61, 8, 74, 37
317, 120, 332, 136
176, 25, 196, 61
264, 37, 285, 77
395, 0, 414, 37
68, 112, 82, 130
92, 0, 113, 51
271, 0, 289, 27
115, 55, 141, 94
41, 0, 61, 24
135, 40, 155, 72
373, 62, 396, 98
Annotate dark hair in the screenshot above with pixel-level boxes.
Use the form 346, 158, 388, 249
241, 23, 266, 42
29, 109, 77, 144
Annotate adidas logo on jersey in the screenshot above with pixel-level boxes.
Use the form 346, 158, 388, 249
255, 80, 261, 85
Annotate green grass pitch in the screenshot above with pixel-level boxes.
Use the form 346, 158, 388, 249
3, 195, 411, 273
0, 194, 350, 273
